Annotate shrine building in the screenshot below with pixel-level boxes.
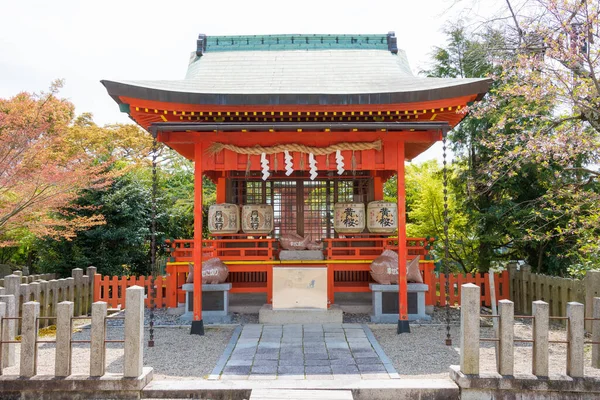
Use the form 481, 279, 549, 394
102, 33, 490, 334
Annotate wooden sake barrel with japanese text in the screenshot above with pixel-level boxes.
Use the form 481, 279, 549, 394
208, 203, 240, 234
367, 201, 398, 233
242, 204, 274, 234
333, 202, 365, 234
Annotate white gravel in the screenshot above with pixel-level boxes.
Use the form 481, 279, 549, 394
2, 308, 599, 381
2, 324, 235, 380
373, 319, 600, 379
370, 324, 460, 379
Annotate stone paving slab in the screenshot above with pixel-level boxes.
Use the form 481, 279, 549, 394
214, 324, 399, 380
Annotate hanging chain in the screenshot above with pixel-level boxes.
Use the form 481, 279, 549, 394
148, 136, 158, 347
443, 129, 452, 346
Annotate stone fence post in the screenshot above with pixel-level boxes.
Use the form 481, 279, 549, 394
0, 302, 5, 374
0, 295, 15, 368
592, 297, 599, 369
460, 283, 480, 375
498, 300, 514, 375
532, 300, 549, 376
20, 302, 39, 377
566, 302, 584, 378
90, 302, 107, 377
124, 286, 144, 378
55, 301, 74, 377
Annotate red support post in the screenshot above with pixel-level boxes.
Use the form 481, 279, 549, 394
397, 141, 410, 333
191, 142, 204, 335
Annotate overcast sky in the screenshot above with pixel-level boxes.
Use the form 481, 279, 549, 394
0, 0, 498, 161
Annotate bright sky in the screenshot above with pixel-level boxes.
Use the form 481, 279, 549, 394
0, 0, 497, 162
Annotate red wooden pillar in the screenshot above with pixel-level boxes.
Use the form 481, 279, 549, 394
191, 142, 204, 335
397, 141, 410, 333
216, 176, 226, 203
373, 176, 383, 201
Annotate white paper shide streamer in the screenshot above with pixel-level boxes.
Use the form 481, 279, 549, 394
336, 149, 345, 175
284, 150, 294, 176
260, 153, 270, 181
308, 153, 318, 180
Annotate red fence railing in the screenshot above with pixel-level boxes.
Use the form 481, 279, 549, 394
94, 275, 169, 309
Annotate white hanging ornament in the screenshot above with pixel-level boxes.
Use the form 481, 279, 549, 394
284, 150, 294, 176
308, 153, 318, 180
336, 149, 345, 175
260, 152, 270, 181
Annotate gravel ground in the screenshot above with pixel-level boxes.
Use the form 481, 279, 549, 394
370, 324, 460, 379
479, 321, 600, 378
3, 307, 598, 380
373, 314, 600, 379
2, 324, 235, 380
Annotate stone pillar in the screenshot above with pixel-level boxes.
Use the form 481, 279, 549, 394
55, 301, 73, 377
585, 271, 600, 332
4, 275, 20, 309
124, 286, 144, 378
498, 300, 514, 375
532, 300, 549, 376
20, 301, 39, 377
592, 297, 599, 369
566, 302, 584, 378
12, 271, 22, 278
90, 302, 107, 377
72, 269, 83, 317
0, 295, 16, 368
460, 283, 480, 375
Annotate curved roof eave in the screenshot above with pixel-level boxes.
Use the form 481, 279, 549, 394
101, 78, 491, 107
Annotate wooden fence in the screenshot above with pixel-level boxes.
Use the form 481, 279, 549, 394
0, 268, 94, 332
509, 265, 599, 330
93, 275, 169, 309
93, 266, 511, 309
431, 270, 511, 307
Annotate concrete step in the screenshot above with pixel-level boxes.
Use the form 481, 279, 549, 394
141, 378, 459, 400
250, 389, 353, 400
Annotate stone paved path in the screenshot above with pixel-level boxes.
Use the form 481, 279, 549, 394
214, 324, 399, 380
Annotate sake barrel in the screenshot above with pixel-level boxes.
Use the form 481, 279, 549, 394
367, 201, 398, 233
208, 203, 240, 234
333, 202, 365, 233
242, 204, 274, 234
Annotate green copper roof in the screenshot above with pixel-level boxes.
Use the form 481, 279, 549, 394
200, 34, 394, 53
101, 32, 491, 107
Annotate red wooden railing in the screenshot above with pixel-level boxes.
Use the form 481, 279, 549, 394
433, 271, 510, 307
93, 268, 509, 309
94, 274, 169, 309
94, 236, 509, 309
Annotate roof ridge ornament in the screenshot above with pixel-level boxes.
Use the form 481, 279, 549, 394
196, 34, 207, 57
387, 32, 398, 54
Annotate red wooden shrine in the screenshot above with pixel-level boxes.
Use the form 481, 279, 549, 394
103, 33, 490, 333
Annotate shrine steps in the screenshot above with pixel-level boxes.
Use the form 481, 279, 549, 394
141, 378, 459, 400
